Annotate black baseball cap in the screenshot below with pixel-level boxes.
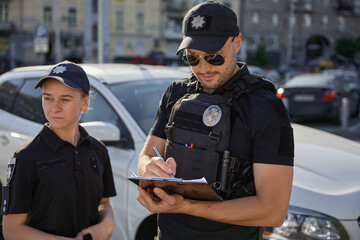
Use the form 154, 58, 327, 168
177, 0, 239, 55
35, 61, 90, 95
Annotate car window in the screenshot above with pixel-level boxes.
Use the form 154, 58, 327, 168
80, 87, 134, 149
0, 79, 23, 111
12, 79, 47, 124
335, 77, 351, 93
108, 79, 172, 134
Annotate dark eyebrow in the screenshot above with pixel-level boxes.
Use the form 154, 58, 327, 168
42, 93, 74, 98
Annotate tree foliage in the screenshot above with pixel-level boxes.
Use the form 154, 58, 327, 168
335, 37, 359, 60
250, 44, 270, 67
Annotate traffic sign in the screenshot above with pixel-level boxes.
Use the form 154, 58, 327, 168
34, 24, 49, 53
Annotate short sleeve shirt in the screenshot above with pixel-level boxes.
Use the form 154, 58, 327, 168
150, 63, 294, 240
2, 124, 116, 237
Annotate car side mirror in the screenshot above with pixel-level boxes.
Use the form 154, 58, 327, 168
80, 121, 120, 142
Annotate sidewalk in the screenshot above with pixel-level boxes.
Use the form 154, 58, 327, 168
301, 118, 360, 143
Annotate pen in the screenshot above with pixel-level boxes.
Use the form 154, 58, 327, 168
152, 146, 175, 178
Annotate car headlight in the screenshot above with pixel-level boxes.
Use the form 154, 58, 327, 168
263, 206, 349, 240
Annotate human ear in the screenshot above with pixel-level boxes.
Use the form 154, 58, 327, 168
234, 33, 242, 54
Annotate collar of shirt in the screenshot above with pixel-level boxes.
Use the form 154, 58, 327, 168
39, 124, 91, 152
194, 62, 250, 94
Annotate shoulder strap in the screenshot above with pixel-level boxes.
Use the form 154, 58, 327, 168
186, 74, 198, 94
227, 73, 276, 99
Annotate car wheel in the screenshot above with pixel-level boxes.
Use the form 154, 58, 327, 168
135, 214, 157, 240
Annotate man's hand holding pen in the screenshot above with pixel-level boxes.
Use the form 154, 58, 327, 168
140, 146, 176, 180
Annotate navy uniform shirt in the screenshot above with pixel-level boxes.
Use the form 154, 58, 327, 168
2, 124, 116, 237
150, 63, 294, 240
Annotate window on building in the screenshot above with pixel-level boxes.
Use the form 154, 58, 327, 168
115, 39, 124, 56
272, 13, 279, 26
116, 9, 124, 30
136, 11, 144, 32
92, 0, 97, 13
0, 3, 8, 22
304, 0, 313, 10
44, 6, 52, 26
267, 34, 279, 50
68, 8, 77, 28
323, 0, 329, 7
251, 11, 260, 24
92, 24, 98, 42
354, 0, 360, 13
303, 13, 311, 27
136, 40, 145, 56
337, 16, 345, 31
248, 33, 260, 50
322, 15, 328, 29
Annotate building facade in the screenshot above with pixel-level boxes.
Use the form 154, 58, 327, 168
241, 0, 360, 69
0, 0, 359, 70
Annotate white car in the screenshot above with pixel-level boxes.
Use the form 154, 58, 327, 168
0, 64, 359, 240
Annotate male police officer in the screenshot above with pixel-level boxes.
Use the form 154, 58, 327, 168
137, 1, 294, 240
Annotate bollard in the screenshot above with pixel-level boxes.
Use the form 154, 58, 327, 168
340, 98, 349, 130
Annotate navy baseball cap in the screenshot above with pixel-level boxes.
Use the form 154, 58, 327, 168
177, 0, 239, 55
35, 61, 90, 95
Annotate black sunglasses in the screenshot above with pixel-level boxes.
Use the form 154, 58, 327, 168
182, 37, 235, 66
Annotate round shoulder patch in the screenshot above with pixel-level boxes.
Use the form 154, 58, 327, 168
6, 157, 16, 185
203, 105, 222, 127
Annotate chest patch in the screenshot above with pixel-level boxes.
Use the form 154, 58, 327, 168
203, 105, 222, 127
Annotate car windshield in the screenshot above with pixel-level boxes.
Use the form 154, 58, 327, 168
286, 75, 333, 88
108, 79, 173, 134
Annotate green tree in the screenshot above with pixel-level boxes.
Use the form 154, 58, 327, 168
335, 38, 358, 60
250, 44, 270, 67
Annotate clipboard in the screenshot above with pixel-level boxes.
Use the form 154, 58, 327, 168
128, 174, 223, 201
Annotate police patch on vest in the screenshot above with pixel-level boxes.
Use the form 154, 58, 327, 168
6, 157, 16, 185
203, 105, 222, 127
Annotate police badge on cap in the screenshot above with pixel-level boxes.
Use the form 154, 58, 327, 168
6, 157, 16, 185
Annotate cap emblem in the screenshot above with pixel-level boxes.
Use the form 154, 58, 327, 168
191, 15, 206, 30
52, 65, 67, 74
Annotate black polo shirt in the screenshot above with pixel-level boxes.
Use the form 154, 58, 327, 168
2, 124, 116, 237
150, 63, 294, 240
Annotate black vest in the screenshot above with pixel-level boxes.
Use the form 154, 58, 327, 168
164, 73, 276, 199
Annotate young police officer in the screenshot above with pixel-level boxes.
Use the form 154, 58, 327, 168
137, 1, 294, 240
2, 61, 116, 240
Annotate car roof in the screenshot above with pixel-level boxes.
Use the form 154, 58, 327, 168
0, 64, 189, 84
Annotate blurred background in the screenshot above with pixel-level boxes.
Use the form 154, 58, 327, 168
0, 0, 359, 77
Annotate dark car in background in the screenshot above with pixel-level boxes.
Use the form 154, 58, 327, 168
277, 73, 360, 122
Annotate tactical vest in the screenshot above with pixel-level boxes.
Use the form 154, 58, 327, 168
164, 73, 276, 199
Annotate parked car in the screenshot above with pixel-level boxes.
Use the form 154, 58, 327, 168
322, 69, 360, 91
277, 73, 360, 122
0, 64, 359, 240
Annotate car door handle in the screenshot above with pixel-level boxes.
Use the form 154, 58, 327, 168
0, 135, 9, 145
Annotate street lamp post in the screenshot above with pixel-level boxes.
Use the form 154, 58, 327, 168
286, 0, 295, 68
98, 0, 104, 63
54, 0, 61, 63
